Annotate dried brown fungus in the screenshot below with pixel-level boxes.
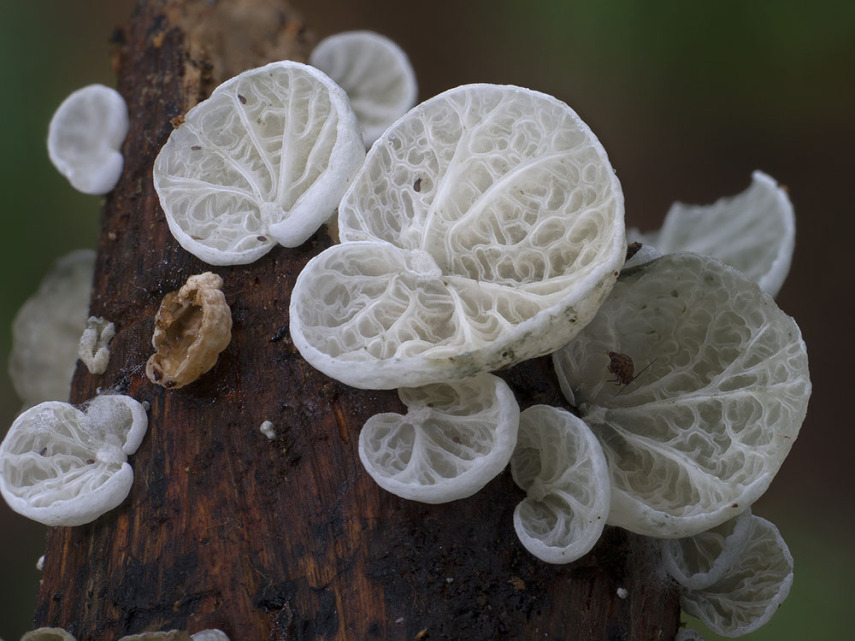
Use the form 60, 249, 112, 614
146, 272, 232, 389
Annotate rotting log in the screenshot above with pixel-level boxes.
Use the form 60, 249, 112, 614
33, 0, 682, 638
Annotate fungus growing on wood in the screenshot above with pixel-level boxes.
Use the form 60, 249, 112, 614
553, 253, 811, 538
0, 394, 148, 526
9, 249, 95, 407
146, 272, 232, 389
290, 83, 625, 389
47, 84, 128, 195
635, 171, 795, 296
510, 405, 610, 564
153, 60, 365, 264
358, 373, 519, 503
310, 30, 418, 147
664, 511, 794, 637
77, 316, 115, 375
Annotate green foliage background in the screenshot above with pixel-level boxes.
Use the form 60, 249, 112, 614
1, 1, 853, 638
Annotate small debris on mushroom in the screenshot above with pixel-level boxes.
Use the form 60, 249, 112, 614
78, 316, 116, 375
146, 272, 232, 389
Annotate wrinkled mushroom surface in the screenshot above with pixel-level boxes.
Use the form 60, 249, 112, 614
510, 405, 610, 564
291, 83, 625, 389
0, 394, 148, 526
153, 60, 365, 264
553, 253, 810, 538
636, 171, 794, 296
146, 272, 232, 389
310, 30, 418, 146
358, 373, 519, 503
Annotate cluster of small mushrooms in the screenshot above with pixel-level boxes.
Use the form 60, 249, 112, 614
2, 30, 810, 639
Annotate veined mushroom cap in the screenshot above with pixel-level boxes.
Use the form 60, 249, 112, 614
290, 83, 625, 389
638, 171, 795, 296
510, 405, 610, 564
553, 253, 811, 538
47, 84, 128, 195
677, 513, 794, 637
358, 373, 519, 503
310, 30, 418, 147
0, 394, 148, 526
153, 60, 366, 265
9, 249, 95, 407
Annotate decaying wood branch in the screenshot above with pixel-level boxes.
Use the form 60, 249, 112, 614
33, 1, 681, 638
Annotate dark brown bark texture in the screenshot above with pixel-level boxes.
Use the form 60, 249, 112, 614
33, 1, 681, 639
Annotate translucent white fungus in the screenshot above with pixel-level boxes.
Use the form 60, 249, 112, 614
9, 249, 95, 407
146, 272, 232, 389
36, 554, 45, 571
661, 510, 754, 591
47, 84, 128, 195
616, 587, 628, 599
358, 373, 519, 503
118, 633, 190, 641
510, 405, 610, 564
78, 316, 115, 375
153, 60, 365, 265
310, 30, 418, 147
553, 253, 811, 538
675, 513, 794, 637
674, 630, 705, 641
290, 83, 625, 389
0, 394, 148, 526
638, 171, 794, 296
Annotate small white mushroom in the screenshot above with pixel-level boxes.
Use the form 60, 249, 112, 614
668, 512, 794, 637
36, 554, 45, 571
510, 405, 610, 564
47, 84, 128, 195
146, 272, 232, 389
310, 30, 418, 146
78, 316, 116, 375
153, 60, 365, 264
553, 253, 811, 538
358, 373, 519, 503
290, 83, 625, 390
9, 249, 95, 407
0, 394, 148, 526
635, 171, 795, 296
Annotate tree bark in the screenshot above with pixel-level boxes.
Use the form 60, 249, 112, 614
33, 1, 681, 639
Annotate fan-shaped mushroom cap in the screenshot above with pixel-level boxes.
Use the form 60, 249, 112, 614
637, 171, 794, 296
0, 394, 148, 526
510, 405, 610, 564
358, 373, 519, 503
9, 249, 95, 407
675, 513, 794, 637
291, 83, 625, 389
310, 30, 418, 147
47, 84, 128, 195
553, 253, 810, 538
153, 60, 365, 264
661, 510, 754, 591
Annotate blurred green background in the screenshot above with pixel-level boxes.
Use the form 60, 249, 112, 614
1, 1, 852, 638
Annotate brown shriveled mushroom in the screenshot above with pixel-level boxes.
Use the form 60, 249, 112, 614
146, 272, 232, 389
